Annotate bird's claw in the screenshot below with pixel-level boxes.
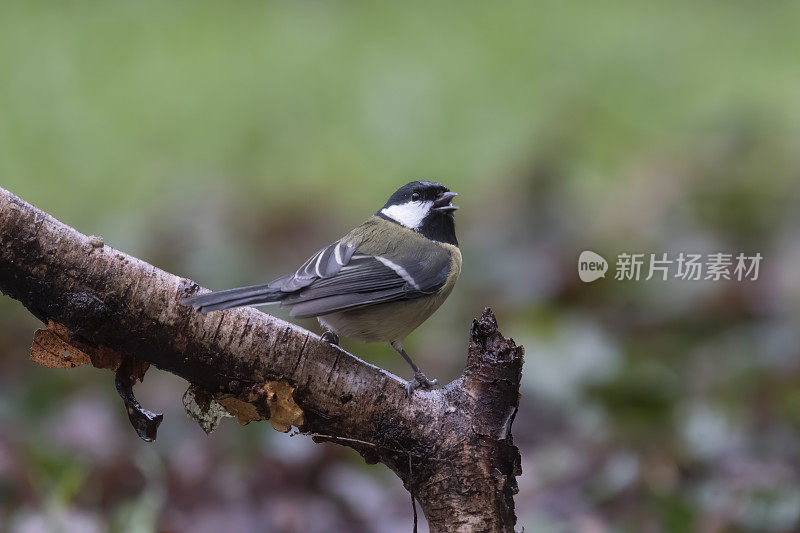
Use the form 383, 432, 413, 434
320, 331, 340, 345
406, 372, 439, 396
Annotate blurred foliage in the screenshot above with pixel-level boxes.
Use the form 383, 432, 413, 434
1, 1, 800, 532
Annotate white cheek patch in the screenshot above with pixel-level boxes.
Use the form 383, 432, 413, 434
380, 200, 432, 229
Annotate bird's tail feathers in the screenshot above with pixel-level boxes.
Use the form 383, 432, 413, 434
181, 284, 284, 314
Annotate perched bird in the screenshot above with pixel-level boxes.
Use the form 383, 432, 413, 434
182, 181, 461, 394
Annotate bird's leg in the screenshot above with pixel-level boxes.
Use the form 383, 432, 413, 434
390, 341, 438, 395
320, 330, 340, 345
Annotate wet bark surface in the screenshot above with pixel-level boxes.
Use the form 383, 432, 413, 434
0, 186, 524, 532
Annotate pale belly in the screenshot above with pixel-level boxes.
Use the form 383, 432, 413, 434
317, 292, 451, 343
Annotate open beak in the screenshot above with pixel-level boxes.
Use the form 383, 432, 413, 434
433, 191, 459, 212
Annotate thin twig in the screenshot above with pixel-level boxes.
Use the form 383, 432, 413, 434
411, 491, 418, 533
410, 453, 418, 533
303, 432, 378, 448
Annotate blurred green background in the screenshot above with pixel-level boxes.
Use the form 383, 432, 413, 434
2, 1, 800, 532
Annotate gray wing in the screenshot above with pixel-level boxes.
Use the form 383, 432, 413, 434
181, 239, 360, 314
281, 247, 452, 319
268, 240, 359, 292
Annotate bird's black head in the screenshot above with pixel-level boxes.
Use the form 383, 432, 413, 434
377, 180, 459, 246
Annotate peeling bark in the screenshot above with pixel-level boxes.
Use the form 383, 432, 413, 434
0, 186, 524, 532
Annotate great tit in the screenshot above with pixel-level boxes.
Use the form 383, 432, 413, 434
182, 180, 461, 394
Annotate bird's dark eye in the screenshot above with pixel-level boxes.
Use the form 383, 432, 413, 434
411, 192, 421, 201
